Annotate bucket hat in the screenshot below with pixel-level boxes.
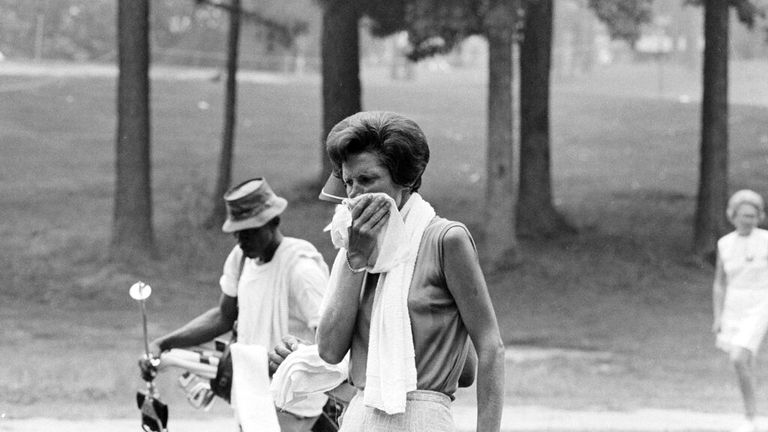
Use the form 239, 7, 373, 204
222, 178, 287, 233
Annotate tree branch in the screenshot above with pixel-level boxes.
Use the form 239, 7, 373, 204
193, 0, 307, 46
729, 0, 765, 28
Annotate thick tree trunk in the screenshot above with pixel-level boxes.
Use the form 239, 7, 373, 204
483, 0, 518, 269
113, 0, 155, 259
206, 0, 241, 229
694, 0, 730, 262
319, 1, 361, 184
518, 0, 574, 238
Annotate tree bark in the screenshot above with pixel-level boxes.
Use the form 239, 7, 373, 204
206, 0, 241, 229
319, 0, 361, 184
517, 0, 574, 238
483, 0, 519, 269
113, 0, 155, 259
694, 0, 730, 262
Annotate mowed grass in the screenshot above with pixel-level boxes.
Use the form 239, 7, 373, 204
2, 61, 768, 420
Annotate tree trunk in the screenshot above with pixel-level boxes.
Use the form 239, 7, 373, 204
206, 0, 241, 229
517, 0, 574, 238
113, 0, 155, 259
319, 1, 361, 184
693, 0, 730, 262
483, 0, 519, 269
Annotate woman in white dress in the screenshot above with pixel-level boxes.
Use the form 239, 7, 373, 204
713, 189, 768, 432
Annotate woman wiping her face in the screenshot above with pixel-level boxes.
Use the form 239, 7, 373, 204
316, 111, 505, 432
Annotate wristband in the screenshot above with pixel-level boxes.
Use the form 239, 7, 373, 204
346, 252, 367, 273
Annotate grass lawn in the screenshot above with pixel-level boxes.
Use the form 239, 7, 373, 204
2, 60, 768, 421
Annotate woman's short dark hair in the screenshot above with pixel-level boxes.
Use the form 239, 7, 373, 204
325, 111, 430, 192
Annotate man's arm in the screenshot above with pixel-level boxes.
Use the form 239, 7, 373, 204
149, 293, 238, 355
289, 256, 329, 340
267, 255, 328, 375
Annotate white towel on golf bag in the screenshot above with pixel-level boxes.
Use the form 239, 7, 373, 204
230, 343, 280, 432
326, 193, 435, 414
270, 344, 346, 413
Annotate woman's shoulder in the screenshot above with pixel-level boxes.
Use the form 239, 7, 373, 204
718, 231, 738, 248
423, 216, 476, 257
417, 217, 478, 278
425, 216, 471, 239
720, 229, 768, 245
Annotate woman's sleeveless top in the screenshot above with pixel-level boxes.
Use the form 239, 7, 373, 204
348, 216, 473, 398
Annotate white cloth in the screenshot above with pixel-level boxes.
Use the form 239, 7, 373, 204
329, 193, 410, 272
230, 343, 280, 432
717, 228, 768, 353
326, 193, 436, 414
219, 237, 329, 352
220, 237, 329, 418
270, 344, 347, 415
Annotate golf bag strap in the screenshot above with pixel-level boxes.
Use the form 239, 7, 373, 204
210, 252, 246, 402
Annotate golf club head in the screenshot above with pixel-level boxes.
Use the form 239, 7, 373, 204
137, 391, 168, 432
129, 281, 152, 301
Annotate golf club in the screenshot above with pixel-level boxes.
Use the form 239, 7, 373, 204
130, 281, 168, 432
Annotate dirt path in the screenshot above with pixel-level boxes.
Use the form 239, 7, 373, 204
0, 406, 757, 432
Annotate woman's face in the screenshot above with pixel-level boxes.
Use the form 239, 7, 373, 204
341, 151, 410, 208
732, 203, 760, 235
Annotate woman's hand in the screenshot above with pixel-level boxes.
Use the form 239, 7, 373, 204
346, 194, 391, 267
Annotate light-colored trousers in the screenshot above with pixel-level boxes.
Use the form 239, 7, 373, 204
339, 390, 455, 432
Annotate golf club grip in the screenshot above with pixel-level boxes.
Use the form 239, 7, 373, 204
159, 350, 217, 379
166, 348, 221, 366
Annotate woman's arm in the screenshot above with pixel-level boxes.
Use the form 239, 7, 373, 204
317, 195, 390, 364
317, 265, 367, 364
712, 250, 727, 333
458, 342, 478, 388
442, 226, 505, 432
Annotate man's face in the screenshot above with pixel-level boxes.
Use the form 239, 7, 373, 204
234, 225, 274, 259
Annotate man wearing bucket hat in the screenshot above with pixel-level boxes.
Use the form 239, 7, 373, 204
140, 178, 330, 431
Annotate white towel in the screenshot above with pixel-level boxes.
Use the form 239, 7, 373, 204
329, 193, 410, 272
269, 344, 347, 415
326, 193, 435, 414
230, 343, 280, 432
233, 238, 327, 352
